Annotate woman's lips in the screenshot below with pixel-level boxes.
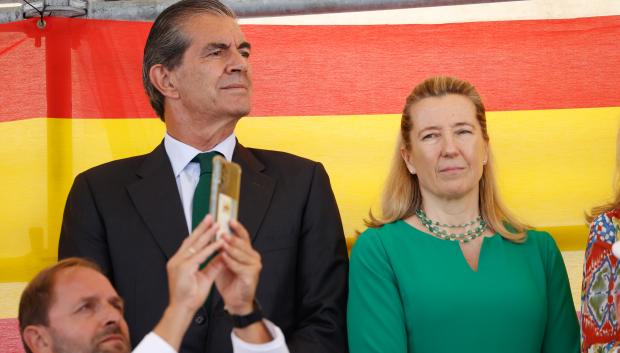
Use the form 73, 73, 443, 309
439, 166, 465, 173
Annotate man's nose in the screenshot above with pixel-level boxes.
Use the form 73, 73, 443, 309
101, 304, 123, 326
226, 49, 248, 73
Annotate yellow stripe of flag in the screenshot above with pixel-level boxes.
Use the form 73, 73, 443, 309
0, 107, 618, 283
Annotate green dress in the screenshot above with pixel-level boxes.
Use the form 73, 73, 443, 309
347, 220, 579, 353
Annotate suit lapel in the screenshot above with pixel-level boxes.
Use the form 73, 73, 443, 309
233, 143, 275, 243
127, 142, 188, 260
211, 142, 275, 312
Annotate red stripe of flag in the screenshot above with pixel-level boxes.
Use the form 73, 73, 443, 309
0, 16, 618, 121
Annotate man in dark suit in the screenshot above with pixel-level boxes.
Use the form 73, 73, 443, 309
58, 1, 349, 352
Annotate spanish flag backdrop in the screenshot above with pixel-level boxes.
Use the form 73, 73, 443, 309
1, 3, 620, 349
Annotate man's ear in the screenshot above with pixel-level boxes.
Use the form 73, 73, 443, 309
149, 64, 180, 99
22, 325, 53, 353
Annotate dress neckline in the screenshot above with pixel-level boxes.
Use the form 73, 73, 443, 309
396, 219, 500, 273
396, 219, 499, 242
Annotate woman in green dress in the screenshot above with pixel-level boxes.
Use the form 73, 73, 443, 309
347, 76, 579, 353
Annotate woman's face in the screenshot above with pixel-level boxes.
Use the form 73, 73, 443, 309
401, 94, 488, 202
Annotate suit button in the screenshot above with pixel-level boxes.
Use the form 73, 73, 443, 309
194, 315, 206, 325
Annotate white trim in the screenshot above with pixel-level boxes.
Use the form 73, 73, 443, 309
239, 0, 620, 25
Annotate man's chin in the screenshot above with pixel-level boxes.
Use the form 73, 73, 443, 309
97, 338, 130, 353
230, 107, 251, 119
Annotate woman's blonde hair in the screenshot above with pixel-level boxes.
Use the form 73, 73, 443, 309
366, 76, 527, 242
586, 128, 620, 222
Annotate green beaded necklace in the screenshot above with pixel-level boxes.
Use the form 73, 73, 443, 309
415, 209, 487, 243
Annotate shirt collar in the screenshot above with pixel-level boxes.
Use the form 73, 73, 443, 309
164, 132, 237, 177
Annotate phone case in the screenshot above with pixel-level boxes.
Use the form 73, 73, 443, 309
209, 155, 241, 240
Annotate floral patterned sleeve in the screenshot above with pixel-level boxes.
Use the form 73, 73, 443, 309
581, 210, 620, 353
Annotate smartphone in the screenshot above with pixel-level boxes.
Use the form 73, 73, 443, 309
209, 155, 241, 240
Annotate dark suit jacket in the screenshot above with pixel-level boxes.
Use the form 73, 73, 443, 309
58, 142, 349, 353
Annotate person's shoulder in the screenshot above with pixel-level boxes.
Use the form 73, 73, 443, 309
358, 222, 403, 239
519, 229, 564, 263
80, 153, 149, 178
588, 210, 619, 245
520, 229, 556, 247
350, 227, 385, 264
524, 229, 554, 241
353, 222, 402, 254
73, 150, 158, 191
246, 147, 318, 169
590, 211, 616, 230
243, 147, 327, 186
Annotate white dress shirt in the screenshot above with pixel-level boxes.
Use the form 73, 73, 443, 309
133, 320, 288, 353
161, 132, 289, 353
164, 132, 236, 233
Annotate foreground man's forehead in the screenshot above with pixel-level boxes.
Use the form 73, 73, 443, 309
50, 267, 120, 310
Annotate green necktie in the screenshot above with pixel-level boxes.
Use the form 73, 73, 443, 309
191, 152, 222, 311
191, 151, 222, 230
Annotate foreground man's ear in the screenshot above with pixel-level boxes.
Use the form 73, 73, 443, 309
22, 325, 53, 353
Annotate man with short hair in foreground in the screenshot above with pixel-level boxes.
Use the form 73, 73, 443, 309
20, 216, 287, 353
